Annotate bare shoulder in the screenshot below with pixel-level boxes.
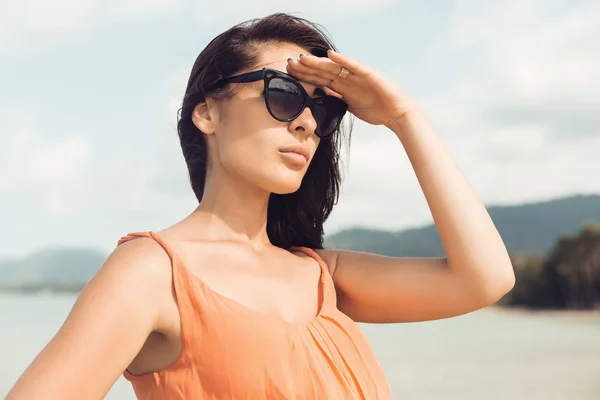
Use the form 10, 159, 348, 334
107, 236, 173, 282
88, 236, 176, 307
99, 236, 178, 325
6, 235, 176, 399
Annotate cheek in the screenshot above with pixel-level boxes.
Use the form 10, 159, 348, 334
211, 99, 315, 191
217, 128, 308, 191
216, 116, 277, 173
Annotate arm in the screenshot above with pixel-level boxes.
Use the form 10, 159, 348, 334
6, 238, 173, 399
286, 51, 515, 323
318, 111, 515, 323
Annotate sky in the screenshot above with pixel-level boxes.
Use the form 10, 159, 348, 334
0, 0, 599, 258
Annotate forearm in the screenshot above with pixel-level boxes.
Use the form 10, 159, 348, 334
389, 110, 515, 297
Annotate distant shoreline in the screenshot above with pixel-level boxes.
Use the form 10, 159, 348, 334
0, 284, 85, 294
487, 304, 600, 316
2, 288, 600, 316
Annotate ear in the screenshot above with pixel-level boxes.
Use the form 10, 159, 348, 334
191, 97, 219, 135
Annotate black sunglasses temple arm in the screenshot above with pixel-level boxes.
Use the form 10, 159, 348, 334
182, 69, 266, 103
222, 69, 266, 84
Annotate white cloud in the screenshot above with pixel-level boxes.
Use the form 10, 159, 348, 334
0, 0, 392, 53
439, 1, 600, 146
158, 1, 600, 235
327, 1, 600, 232
106, 0, 180, 19
2, 2, 599, 257
0, 0, 183, 52
0, 106, 193, 255
325, 120, 429, 232
193, 0, 394, 24
442, 1, 600, 116
0, 111, 91, 216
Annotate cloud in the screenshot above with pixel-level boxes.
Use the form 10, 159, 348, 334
2, 1, 599, 257
326, 1, 600, 232
157, 1, 600, 235
193, 0, 394, 24
441, 1, 600, 139
429, 1, 600, 180
0, 0, 394, 53
483, 100, 600, 140
324, 120, 429, 232
0, 106, 194, 254
0, 0, 183, 52
0, 110, 91, 216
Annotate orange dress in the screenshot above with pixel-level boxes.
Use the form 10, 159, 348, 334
118, 231, 391, 399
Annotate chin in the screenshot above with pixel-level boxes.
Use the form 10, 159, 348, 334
265, 170, 305, 195
269, 180, 303, 195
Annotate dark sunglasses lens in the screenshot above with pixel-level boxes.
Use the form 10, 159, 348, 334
266, 78, 304, 120
313, 97, 347, 138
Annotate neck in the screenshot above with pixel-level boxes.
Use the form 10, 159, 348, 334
183, 168, 272, 249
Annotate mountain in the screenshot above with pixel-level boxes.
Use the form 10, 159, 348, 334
325, 194, 600, 257
1, 193, 599, 292
0, 247, 106, 292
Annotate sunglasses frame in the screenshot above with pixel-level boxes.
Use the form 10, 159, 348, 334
219, 68, 347, 138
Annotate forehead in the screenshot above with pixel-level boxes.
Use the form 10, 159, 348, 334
256, 42, 310, 72
251, 42, 322, 93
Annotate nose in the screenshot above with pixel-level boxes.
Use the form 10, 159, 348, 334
288, 106, 317, 138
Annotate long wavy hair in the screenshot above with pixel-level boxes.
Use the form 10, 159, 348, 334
176, 13, 352, 250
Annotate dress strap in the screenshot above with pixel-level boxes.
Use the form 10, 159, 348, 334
116, 231, 193, 307
118, 231, 176, 260
116, 231, 194, 373
290, 246, 337, 311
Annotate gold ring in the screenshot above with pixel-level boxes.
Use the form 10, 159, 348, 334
337, 67, 350, 79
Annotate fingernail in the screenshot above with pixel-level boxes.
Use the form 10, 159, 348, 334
299, 53, 306, 58
287, 57, 298, 62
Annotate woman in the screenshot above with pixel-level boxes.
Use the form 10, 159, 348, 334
7, 13, 515, 400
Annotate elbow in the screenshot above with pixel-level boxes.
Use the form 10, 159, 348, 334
479, 269, 516, 306
496, 273, 516, 301
462, 261, 515, 307
498, 260, 517, 294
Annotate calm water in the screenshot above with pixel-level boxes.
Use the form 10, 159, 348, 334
1, 293, 599, 399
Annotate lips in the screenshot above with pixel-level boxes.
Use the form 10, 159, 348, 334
279, 144, 310, 161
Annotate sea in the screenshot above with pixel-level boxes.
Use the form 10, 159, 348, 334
1, 293, 599, 399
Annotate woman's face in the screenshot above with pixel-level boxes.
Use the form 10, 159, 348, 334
194, 43, 325, 195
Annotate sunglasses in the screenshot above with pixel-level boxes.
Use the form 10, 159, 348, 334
218, 68, 348, 139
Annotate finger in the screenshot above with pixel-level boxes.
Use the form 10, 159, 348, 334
287, 60, 351, 97
287, 57, 341, 83
327, 50, 369, 76
285, 64, 334, 88
296, 54, 345, 79
286, 63, 345, 100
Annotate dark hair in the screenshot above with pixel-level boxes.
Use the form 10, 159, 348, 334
176, 13, 352, 250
